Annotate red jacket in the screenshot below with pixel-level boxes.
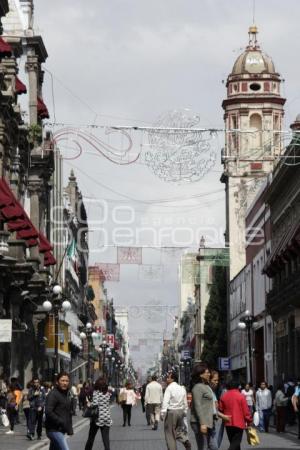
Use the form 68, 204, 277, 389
219, 389, 252, 429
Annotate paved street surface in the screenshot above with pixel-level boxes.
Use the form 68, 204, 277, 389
1, 405, 300, 450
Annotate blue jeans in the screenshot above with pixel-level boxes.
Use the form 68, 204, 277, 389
259, 408, 271, 432
46, 431, 70, 450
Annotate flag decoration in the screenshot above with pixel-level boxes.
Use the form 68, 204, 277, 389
95, 263, 120, 282
117, 246, 142, 264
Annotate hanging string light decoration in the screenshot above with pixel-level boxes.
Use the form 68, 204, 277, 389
53, 127, 140, 164
145, 109, 217, 183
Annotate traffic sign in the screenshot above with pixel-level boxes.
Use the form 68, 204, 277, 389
218, 357, 231, 371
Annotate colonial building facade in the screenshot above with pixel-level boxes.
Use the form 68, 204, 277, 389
221, 26, 285, 280
264, 116, 300, 383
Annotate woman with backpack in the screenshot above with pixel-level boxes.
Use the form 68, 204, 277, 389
84, 377, 112, 450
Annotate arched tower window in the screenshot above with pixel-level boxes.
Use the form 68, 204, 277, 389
249, 113, 262, 150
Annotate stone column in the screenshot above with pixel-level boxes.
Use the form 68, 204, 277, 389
0, 121, 6, 178
27, 178, 41, 259
25, 53, 39, 125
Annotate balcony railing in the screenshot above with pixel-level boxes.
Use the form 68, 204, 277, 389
266, 269, 300, 316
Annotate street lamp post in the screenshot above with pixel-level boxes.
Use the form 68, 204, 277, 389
238, 310, 258, 385
42, 285, 72, 379
98, 340, 109, 377
179, 361, 184, 385
115, 360, 122, 387
80, 323, 99, 380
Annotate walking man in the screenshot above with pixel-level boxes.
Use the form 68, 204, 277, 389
256, 381, 272, 432
145, 375, 163, 430
27, 378, 46, 440
141, 376, 151, 425
161, 371, 191, 450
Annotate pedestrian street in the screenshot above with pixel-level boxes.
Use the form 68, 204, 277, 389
0, 405, 297, 450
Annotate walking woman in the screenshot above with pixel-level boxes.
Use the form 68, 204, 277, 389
5, 382, 22, 435
84, 378, 112, 450
119, 382, 137, 426
274, 385, 288, 433
219, 381, 252, 450
22, 381, 32, 438
45, 371, 73, 450
190, 363, 216, 449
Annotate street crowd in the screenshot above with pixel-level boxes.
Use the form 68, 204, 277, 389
0, 366, 300, 450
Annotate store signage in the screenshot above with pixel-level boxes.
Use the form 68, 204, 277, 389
0, 319, 12, 342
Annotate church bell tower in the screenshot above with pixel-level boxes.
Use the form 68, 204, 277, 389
221, 26, 286, 279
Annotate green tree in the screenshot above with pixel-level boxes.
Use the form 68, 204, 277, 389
200, 265, 227, 367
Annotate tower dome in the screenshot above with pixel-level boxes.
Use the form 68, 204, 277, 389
231, 26, 277, 75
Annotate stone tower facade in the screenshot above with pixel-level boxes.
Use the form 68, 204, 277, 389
221, 26, 286, 279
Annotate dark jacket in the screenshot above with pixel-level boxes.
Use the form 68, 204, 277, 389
28, 387, 46, 409
45, 387, 73, 435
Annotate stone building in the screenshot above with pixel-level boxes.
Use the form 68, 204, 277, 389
229, 182, 274, 384
221, 26, 285, 280
264, 116, 300, 383
0, 1, 57, 384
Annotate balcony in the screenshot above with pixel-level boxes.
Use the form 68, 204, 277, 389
266, 269, 300, 318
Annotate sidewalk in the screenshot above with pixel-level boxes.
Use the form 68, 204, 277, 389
0, 411, 85, 450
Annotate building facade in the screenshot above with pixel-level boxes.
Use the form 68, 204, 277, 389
221, 26, 285, 280
264, 116, 300, 383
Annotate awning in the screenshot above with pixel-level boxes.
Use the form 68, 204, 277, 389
15, 76, 27, 95
0, 178, 56, 265
37, 96, 49, 119
38, 232, 53, 253
0, 37, 12, 58
44, 251, 56, 266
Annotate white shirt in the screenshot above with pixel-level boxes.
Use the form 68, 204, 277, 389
256, 388, 272, 411
241, 389, 254, 406
161, 382, 188, 415
120, 388, 137, 406
145, 381, 163, 405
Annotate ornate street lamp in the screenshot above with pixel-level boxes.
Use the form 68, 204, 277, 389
80, 322, 99, 380
98, 339, 110, 377
238, 310, 258, 385
42, 284, 71, 378
115, 359, 122, 387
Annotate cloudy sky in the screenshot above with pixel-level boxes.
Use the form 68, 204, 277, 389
33, 0, 300, 374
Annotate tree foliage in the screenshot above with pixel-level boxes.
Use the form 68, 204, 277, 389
200, 265, 227, 368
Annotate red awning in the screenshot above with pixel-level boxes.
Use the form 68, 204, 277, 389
37, 96, 49, 119
17, 227, 39, 240
44, 250, 56, 266
38, 232, 53, 253
0, 37, 12, 57
0, 178, 56, 265
7, 218, 30, 231
15, 76, 27, 95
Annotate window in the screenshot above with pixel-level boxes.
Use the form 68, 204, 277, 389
249, 113, 262, 150
250, 83, 261, 91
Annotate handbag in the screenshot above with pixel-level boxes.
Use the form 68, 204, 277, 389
118, 391, 127, 405
82, 404, 98, 419
253, 411, 260, 427
246, 427, 260, 446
